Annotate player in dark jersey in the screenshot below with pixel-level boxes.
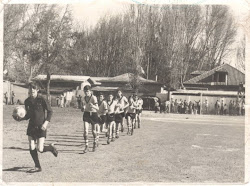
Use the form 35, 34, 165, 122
13, 82, 58, 173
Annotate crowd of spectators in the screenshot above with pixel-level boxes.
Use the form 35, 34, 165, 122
154, 98, 245, 116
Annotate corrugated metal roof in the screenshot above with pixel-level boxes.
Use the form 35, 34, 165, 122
190, 70, 207, 75
33, 75, 91, 82
33, 73, 160, 85
184, 64, 245, 85
172, 89, 239, 96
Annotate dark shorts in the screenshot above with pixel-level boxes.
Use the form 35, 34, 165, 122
99, 115, 107, 124
27, 125, 46, 139
121, 112, 125, 117
115, 113, 123, 123
106, 113, 115, 123
83, 112, 99, 124
125, 113, 136, 120
136, 109, 142, 114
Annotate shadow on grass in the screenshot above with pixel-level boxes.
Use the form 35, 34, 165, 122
3, 166, 32, 172
3, 147, 29, 151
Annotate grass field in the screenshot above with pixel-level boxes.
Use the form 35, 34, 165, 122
3, 106, 245, 183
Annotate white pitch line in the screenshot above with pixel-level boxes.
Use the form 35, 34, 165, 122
146, 117, 244, 127
142, 116, 244, 123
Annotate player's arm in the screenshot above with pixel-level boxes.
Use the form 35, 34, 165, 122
123, 97, 129, 109
81, 98, 86, 112
41, 97, 53, 130
90, 96, 99, 111
103, 101, 108, 114
16, 100, 30, 121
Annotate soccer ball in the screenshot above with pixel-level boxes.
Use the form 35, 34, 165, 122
13, 106, 26, 120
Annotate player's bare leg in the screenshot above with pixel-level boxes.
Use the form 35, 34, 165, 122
111, 121, 116, 142
92, 124, 99, 152
107, 122, 112, 144
127, 117, 131, 135
115, 122, 120, 138
37, 137, 58, 157
131, 118, 135, 135
121, 118, 124, 132
83, 122, 89, 153
138, 113, 141, 128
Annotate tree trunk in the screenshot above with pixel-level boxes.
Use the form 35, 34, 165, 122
28, 66, 33, 83
46, 72, 51, 105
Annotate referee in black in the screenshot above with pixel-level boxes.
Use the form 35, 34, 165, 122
14, 82, 58, 173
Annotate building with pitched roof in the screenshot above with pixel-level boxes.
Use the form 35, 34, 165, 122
183, 63, 245, 91
170, 64, 245, 114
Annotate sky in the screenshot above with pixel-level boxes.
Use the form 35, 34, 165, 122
70, 0, 249, 27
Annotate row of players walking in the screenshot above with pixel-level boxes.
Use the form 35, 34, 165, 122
82, 86, 143, 153
13, 82, 143, 173
155, 98, 245, 116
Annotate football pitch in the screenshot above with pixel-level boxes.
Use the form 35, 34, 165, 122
3, 106, 245, 183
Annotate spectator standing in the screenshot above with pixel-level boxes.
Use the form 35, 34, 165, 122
56, 96, 60, 107
220, 100, 224, 115
242, 101, 245, 116
189, 101, 193, 114
170, 98, 174, 113
229, 100, 233, 115
197, 100, 201, 114
174, 99, 178, 113
165, 100, 170, 113
204, 99, 209, 114
77, 94, 82, 109
11, 91, 15, 105
4, 92, 8, 105
155, 100, 160, 113
215, 100, 221, 115
184, 100, 188, 114
232, 101, 236, 115
60, 93, 65, 108
193, 100, 197, 115
224, 104, 228, 115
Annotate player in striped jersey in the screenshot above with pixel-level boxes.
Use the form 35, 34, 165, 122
106, 93, 118, 144
81, 85, 99, 153
114, 89, 129, 138
98, 93, 108, 134
125, 95, 138, 135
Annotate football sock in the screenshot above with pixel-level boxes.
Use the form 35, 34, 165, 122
30, 149, 41, 168
43, 145, 53, 152
84, 136, 88, 146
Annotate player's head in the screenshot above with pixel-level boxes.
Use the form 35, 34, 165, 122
128, 96, 134, 104
108, 93, 113, 101
28, 82, 40, 98
117, 89, 122, 97
99, 92, 104, 101
133, 93, 138, 101
84, 85, 92, 96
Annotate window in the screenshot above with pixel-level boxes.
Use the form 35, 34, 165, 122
218, 73, 226, 82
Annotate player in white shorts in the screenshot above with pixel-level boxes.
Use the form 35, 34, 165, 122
98, 93, 108, 133
114, 89, 129, 138
125, 95, 138, 135
106, 93, 118, 144
81, 85, 99, 153
134, 94, 143, 129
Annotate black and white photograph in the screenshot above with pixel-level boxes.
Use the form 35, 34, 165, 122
1, 0, 249, 184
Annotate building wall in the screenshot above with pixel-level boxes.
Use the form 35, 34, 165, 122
3, 81, 28, 105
